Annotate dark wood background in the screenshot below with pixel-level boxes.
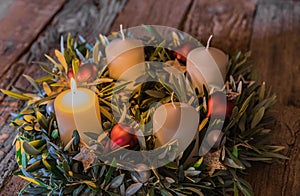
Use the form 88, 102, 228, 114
0, 0, 299, 195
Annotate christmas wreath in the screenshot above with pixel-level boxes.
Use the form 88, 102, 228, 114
1, 26, 287, 196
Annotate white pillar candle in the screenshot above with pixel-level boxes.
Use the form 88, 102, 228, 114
187, 35, 227, 94
153, 102, 199, 157
54, 78, 102, 145
105, 25, 145, 80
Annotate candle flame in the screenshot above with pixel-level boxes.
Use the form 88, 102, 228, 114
70, 78, 77, 95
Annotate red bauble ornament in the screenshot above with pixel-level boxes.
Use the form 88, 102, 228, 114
110, 123, 138, 150
171, 42, 196, 64
67, 63, 98, 82
207, 92, 235, 121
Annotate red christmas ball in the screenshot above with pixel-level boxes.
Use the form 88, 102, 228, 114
110, 123, 138, 150
67, 63, 98, 82
206, 92, 235, 121
171, 42, 196, 64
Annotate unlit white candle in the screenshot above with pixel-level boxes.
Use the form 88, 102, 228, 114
153, 102, 199, 156
105, 25, 145, 80
187, 35, 227, 94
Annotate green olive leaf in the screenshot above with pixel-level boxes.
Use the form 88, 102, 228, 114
110, 174, 124, 189
0, 89, 32, 100
125, 182, 143, 196
251, 107, 265, 129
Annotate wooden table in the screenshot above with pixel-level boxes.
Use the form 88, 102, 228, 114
0, 0, 299, 195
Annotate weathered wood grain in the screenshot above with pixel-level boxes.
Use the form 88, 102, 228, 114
245, 105, 300, 196
250, 2, 300, 107
183, 0, 256, 54
0, 0, 65, 78
111, 0, 193, 31
245, 2, 300, 196
0, 176, 27, 195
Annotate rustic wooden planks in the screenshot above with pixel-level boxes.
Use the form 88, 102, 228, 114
245, 2, 300, 195
245, 106, 300, 196
0, 0, 65, 78
250, 2, 300, 107
111, 0, 193, 31
183, 0, 256, 54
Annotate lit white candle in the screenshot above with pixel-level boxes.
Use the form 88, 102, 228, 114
54, 78, 102, 145
105, 25, 145, 80
153, 102, 199, 156
187, 35, 227, 94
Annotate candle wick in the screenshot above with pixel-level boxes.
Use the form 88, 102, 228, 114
206, 35, 213, 49
70, 78, 77, 95
120, 24, 125, 40
171, 92, 176, 109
